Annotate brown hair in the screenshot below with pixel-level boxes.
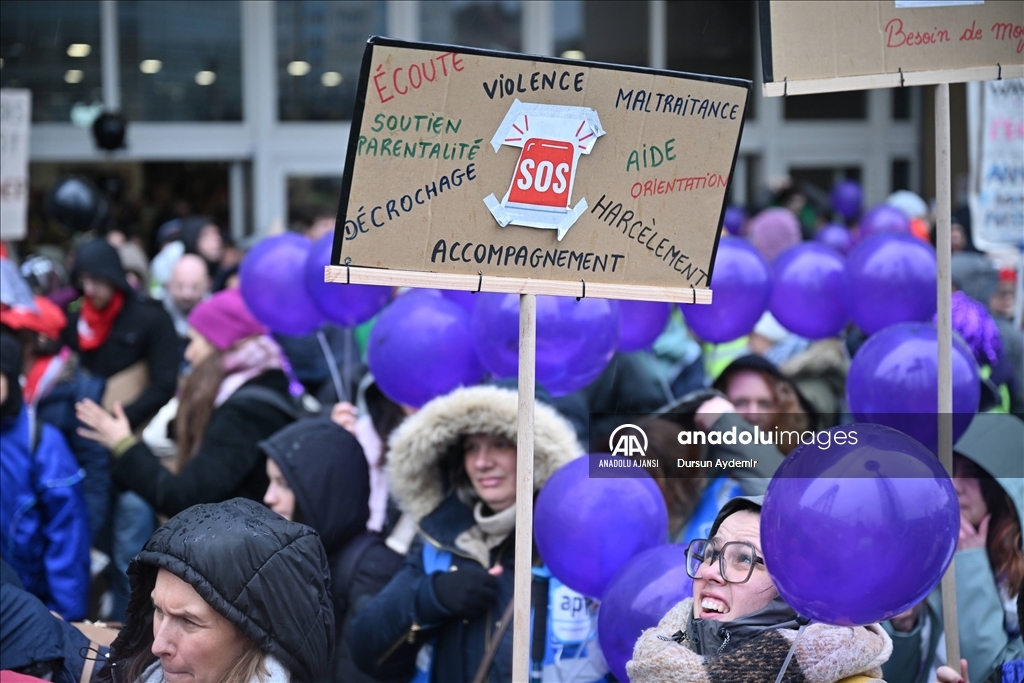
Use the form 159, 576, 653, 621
638, 417, 712, 540
175, 349, 225, 469
954, 453, 1024, 598
720, 368, 810, 455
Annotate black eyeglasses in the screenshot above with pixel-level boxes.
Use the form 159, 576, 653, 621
685, 539, 765, 584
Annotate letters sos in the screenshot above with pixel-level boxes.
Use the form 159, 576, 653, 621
509, 139, 574, 208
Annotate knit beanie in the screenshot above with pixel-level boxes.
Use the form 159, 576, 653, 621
72, 239, 132, 293
187, 287, 267, 351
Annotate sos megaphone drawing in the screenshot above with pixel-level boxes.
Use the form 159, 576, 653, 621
483, 100, 605, 241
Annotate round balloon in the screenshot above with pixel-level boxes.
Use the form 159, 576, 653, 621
472, 294, 619, 397
440, 289, 478, 315
815, 223, 853, 255
847, 322, 979, 452
598, 545, 693, 683
831, 180, 863, 222
304, 233, 391, 326
240, 234, 324, 336
723, 206, 746, 236
45, 176, 110, 233
858, 204, 911, 239
680, 237, 771, 343
844, 232, 937, 334
535, 456, 667, 598
769, 243, 847, 339
762, 423, 959, 626
617, 299, 671, 352
368, 290, 484, 408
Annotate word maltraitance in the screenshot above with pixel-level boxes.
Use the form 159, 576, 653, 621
677, 426, 860, 449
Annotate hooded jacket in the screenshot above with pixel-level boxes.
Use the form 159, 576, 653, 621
261, 418, 404, 683
63, 240, 178, 429
97, 498, 334, 683
351, 386, 581, 683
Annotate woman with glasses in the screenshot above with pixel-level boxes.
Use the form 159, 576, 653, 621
628, 496, 893, 683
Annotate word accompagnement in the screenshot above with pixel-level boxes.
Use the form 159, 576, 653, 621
430, 239, 626, 274
342, 163, 477, 241
615, 89, 741, 121
482, 69, 585, 100
373, 52, 465, 104
590, 194, 709, 287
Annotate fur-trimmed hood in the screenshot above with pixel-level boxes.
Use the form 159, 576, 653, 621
387, 386, 582, 523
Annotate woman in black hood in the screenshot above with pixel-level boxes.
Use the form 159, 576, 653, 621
96, 497, 334, 683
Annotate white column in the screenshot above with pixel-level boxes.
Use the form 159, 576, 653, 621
386, 0, 420, 41
229, 161, 246, 242
242, 0, 281, 240
522, 1, 554, 56
100, 0, 121, 111
865, 88, 892, 206
649, 0, 666, 69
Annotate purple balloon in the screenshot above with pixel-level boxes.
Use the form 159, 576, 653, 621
472, 294, 619, 397
598, 545, 693, 683
815, 223, 853, 255
844, 232, 937, 334
239, 234, 323, 336
440, 289, 478, 315
762, 423, 959, 626
367, 290, 484, 408
831, 180, 863, 222
769, 243, 847, 339
847, 322, 980, 453
859, 204, 911, 239
680, 237, 771, 343
617, 300, 671, 352
304, 234, 391, 326
535, 456, 668, 598
723, 206, 746, 236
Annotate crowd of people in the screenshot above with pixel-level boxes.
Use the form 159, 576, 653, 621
1, 184, 1022, 683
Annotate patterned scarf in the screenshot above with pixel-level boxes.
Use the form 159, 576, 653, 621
78, 289, 125, 351
215, 335, 285, 407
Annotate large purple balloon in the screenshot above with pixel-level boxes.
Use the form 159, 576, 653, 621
367, 290, 484, 408
680, 237, 771, 343
831, 180, 863, 222
859, 204, 911, 239
723, 206, 746, 235
762, 424, 959, 626
440, 289, 477, 315
304, 233, 390, 326
617, 300, 671, 352
239, 234, 323, 336
535, 456, 667, 598
847, 322, 980, 453
472, 294, 619, 397
815, 223, 853, 255
844, 232, 937, 334
598, 545, 693, 683
769, 243, 847, 339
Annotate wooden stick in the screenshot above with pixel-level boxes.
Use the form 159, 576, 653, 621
325, 266, 713, 304
512, 293, 536, 683
935, 81, 962, 674
762, 64, 1024, 98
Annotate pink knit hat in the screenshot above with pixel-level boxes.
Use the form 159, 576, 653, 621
748, 207, 801, 262
187, 288, 267, 351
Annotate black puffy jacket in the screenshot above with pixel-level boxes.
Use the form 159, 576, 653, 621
97, 498, 334, 683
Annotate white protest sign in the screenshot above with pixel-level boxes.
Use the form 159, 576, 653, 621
969, 78, 1024, 247
1, 89, 31, 242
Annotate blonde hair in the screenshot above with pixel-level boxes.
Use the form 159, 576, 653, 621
218, 641, 269, 683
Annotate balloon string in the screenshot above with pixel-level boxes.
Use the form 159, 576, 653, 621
343, 328, 355, 403
773, 623, 807, 683
317, 329, 347, 403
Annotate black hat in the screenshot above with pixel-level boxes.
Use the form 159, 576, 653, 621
709, 495, 764, 539
0, 332, 22, 378
72, 239, 132, 293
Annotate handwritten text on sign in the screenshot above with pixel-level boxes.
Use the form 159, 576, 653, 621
971, 79, 1024, 245
335, 40, 749, 291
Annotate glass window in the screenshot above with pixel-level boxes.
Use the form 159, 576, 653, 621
277, 1, 385, 122
118, 1, 242, 121
0, 1, 102, 123
892, 87, 911, 120
288, 176, 342, 232
556, 1, 646, 67
784, 91, 867, 120
421, 1, 522, 53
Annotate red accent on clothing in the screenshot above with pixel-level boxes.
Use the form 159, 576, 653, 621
78, 289, 125, 351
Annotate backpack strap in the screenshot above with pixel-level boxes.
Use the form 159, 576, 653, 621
229, 385, 297, 419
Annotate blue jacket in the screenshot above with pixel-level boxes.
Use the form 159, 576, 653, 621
0, 406, 91, 620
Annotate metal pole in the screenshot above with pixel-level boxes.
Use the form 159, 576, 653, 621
935, 81, 962, 675
512, 293, 537, 683
100, 0, 120, 111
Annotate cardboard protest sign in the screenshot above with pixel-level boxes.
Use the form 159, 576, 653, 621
969, 78, 1023, 246
1, 89, 31, 242
759, 0, 1024, 97
330, 38, 750, 302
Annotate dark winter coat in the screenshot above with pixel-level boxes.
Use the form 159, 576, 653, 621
261, 418, 404, 683
350, 386, 580, 683
113, 370, 293, 517
97, 498, 334, 683
62, 294, 178, 430
0, 406, 90, 620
